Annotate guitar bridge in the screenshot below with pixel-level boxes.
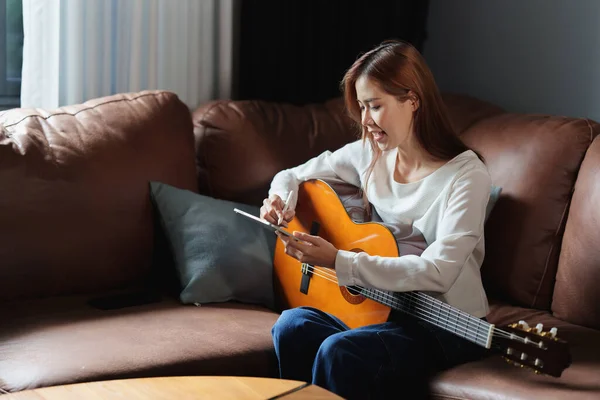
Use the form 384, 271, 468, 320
299, 221, 320, 295
299, 263, 313, 294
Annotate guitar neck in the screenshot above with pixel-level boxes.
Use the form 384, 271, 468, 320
359, 287, 494, 349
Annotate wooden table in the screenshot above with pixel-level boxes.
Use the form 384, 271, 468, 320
1, 376, 342, 399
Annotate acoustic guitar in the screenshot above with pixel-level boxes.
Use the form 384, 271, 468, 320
273, 179, 571, 378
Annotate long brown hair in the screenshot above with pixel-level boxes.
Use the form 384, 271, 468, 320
340, 40, 481, 215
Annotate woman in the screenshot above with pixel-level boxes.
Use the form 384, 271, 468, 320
260, 40, 491, 399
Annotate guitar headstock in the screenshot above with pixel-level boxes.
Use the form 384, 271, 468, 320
494, 320, 571, 377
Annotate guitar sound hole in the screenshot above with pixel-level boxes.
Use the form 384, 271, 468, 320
338, 247, 368, 304
347, 286, 362, 296
339, 286, 366, 305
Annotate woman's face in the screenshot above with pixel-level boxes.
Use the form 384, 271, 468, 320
355, 75, 417, 152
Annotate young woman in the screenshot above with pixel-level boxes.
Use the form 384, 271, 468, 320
260, 40, 492, 399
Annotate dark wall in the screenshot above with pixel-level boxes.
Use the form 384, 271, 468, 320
236, 0, 430, 105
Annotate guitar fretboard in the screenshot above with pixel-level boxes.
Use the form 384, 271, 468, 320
356, 286, 493, 348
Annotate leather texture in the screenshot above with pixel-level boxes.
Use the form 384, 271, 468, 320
552, 135, 600, 330
431, 301, 600, 400
192, 97, 357, 206
0, 296, 279, 392
0, 91, 198, 301
460, 114, 599, 310
191, 94, 502, 207
441, 93, 505, 133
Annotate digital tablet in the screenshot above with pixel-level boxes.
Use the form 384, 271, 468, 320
233, 208, 300, 241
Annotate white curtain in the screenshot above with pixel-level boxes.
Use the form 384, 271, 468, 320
20, 0, 235, 109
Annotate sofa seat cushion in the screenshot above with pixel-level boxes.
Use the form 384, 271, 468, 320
430, 303, 600, 399
0, 295, 280, 393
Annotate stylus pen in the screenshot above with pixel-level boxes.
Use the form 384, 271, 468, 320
278, 190, 294, 226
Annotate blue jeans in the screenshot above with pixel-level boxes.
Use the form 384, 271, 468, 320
271, 306, 488, 399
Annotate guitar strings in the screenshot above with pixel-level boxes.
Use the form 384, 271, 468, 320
299, 264, 530, 345
302, 266, 488, 345
306, 263, 499, 332
311, 264, 528, 342
305, 265, 527, 344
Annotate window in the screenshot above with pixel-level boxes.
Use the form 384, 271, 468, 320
0, 0, 22, 110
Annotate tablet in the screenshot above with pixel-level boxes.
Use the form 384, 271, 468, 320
233, 208, 300, 241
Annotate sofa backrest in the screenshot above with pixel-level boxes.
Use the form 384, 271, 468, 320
0, 91, 198, 301
192, 98, 358, 205
459, 113, 599, 310
552, 135, 600, 330
193, 93, 600, 314
191, 94, 504, 205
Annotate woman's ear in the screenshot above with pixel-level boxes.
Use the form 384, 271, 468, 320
408, 91, 420, 111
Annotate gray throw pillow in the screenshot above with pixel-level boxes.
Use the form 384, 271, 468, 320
485, 185, 502, 222
150, 182, 275, 309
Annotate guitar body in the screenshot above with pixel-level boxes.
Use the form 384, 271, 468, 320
273, 179, 398, 329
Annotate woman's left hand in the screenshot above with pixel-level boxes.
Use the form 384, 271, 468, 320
277, 231, 338, 269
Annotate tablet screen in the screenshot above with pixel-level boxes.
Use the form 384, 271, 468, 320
233, 208, 298, 240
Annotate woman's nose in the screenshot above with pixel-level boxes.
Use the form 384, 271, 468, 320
361, 109, 371, 126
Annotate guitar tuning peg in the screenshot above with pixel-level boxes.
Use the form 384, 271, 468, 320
518, 320, 530, 330
503, 357, 516, 367
549, 327, 558, 338
535, 323, 544, 333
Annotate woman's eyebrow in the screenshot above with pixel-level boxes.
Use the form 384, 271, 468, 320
364, 97, 380, 103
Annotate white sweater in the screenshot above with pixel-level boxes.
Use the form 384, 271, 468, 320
268, 140, 491, 318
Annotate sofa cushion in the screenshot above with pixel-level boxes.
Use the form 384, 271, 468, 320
150, 182, 276, 309
0, 91, 198, 301
430, 302, 600, 400
192, 98, 358, 206
460, 114, 600, 310
552, 135, 600, 330
441, 93, 505, 134
0, 295, 279, 393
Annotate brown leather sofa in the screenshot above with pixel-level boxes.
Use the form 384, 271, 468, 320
1, 90, 599, 399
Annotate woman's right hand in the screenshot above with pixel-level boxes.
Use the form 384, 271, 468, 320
260, 194, 295, 227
